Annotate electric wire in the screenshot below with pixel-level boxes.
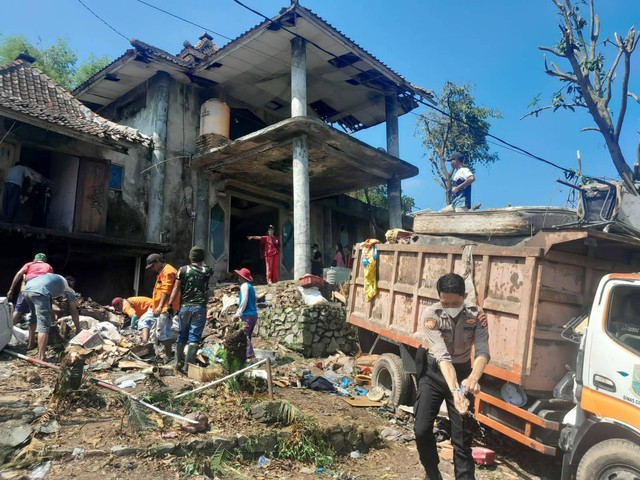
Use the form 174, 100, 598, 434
76, 0, 129, 42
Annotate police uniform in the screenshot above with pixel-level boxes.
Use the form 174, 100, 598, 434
414, 302, 490, 480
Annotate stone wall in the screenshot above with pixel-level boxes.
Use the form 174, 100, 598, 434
256, 304, 358, 358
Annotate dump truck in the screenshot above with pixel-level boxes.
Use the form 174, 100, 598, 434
347, 228, 640, 480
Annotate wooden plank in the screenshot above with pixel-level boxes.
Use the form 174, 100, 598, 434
342, 396, 383, 407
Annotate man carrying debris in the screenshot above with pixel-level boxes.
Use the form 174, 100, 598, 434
22, 273, 80, 361
233, 268, 258, 360
167, 246, 213, 372
146, 253, 180, 361
247, 225, 280, 284
111, 296, 153, 329
414, 273, 489, 480
7, 253, 54, 349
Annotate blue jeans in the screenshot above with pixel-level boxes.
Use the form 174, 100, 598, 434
178, 305, 206, 344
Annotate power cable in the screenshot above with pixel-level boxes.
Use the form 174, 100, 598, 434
76, 0, 129, 42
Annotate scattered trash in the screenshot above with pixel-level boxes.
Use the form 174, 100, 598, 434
380, 427, 414, 442
349, 450, 362, 459
367, 386, 385, 402
249, 369, 268, 380
298, 286, 329, 306
118, 380, 137, 389
115, 373, 147, 386
257, 455, 271, 467
9, 326, 28, 346
96, 322, 122, 343
161, 431, 178, 439
69, 330, 103, 349
71, 447, 85, 458
28, 461, 51, 480
472, 446, 496, 465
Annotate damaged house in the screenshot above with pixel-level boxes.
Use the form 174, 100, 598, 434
0, 53, 168, 301
73, 2, 430, 286
2, 2, 430, 301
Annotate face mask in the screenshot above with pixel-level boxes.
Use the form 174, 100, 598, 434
445, 306, 464, 318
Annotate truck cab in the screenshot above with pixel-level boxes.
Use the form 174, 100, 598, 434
561, 274, 640, 479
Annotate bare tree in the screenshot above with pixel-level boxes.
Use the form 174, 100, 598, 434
525, 0, 639, 193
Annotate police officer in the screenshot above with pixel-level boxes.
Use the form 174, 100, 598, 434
414, 273, 490, 480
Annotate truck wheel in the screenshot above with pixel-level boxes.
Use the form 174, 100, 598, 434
576, 438, 640, 480
372, 353, 410, 406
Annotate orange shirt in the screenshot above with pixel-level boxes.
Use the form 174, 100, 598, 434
122, 297, 153, 318
152, 263, 180, 313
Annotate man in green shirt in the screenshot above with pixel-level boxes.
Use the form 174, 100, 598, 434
168, 246, 213, 372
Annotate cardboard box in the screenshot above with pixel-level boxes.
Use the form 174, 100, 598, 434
187, 363, 224, 382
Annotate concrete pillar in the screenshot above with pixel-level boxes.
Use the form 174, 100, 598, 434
145, 71, 171, 243
385, 93, 402, 229
291, 36, 311, 278
193, 172, 209, 248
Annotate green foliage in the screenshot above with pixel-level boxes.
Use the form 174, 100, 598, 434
416, 81, 501, 203
273, 414, 334, 467
349, 185, 416, 215
0, 34, 110, 90
180, 449, 238, 478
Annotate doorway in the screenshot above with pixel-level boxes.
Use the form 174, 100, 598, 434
229, 196, 279, 285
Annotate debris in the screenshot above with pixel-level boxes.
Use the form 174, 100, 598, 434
257, 455, 271, 467
367, 386, 385, 402
180, 412, 208, 433
69, 330, 103, 349
119, 380, 137, 389
187, 363, 224, 382
298, 286, 329, 305
472, 446, 496, 465
349, 450, 362, 459
71, 447, 85, 458
342, 397, 383, 408
115, 373, 147, 386
28, 461, 51, 480
118, 359, 154, 371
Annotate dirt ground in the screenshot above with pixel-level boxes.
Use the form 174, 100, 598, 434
0, 337, 562, 480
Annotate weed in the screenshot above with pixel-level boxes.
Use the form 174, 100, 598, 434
274, 415, 334, 467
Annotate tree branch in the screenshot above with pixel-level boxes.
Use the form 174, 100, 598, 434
581, 126, 601, 132
539, 46, 566, 58
521, 102, 586, 119
628, 91, 640, 104
604, 41, 625, 107
545, 59, 578, 83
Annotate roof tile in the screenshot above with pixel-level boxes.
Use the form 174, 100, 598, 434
0, 59, 152, 148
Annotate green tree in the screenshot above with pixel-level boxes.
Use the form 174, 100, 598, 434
0, 34, 110, 91
349, 185, 416, 215
525, 0, 639, 193
417, 82, 501, 206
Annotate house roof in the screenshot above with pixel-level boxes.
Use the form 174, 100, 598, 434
74, 3, 433, 132
0, 58, 151, 151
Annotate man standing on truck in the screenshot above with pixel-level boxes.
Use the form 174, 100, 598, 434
414, 273, 490, 480
442, 152, 475, 212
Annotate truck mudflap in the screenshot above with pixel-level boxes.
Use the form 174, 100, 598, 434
475, 391, 560, 455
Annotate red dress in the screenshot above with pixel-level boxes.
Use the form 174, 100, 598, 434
259, 235, 280, 283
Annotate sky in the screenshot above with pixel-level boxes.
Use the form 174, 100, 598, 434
1, 0, 639, 212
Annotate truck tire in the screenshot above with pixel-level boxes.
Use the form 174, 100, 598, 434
576, 438, 640, 480
372, 353, 410, 406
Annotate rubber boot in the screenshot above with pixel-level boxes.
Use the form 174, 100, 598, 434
175, 343, 186, 372
185, 343, 199, 371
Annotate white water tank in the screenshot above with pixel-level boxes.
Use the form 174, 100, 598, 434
200, 98, 231, 138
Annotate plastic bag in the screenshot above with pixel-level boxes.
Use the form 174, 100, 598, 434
297, 286, 328, 306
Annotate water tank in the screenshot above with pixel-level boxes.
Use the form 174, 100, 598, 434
200, 99, 230, 138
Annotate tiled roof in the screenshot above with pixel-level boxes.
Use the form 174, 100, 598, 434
0, 59, 152, 148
